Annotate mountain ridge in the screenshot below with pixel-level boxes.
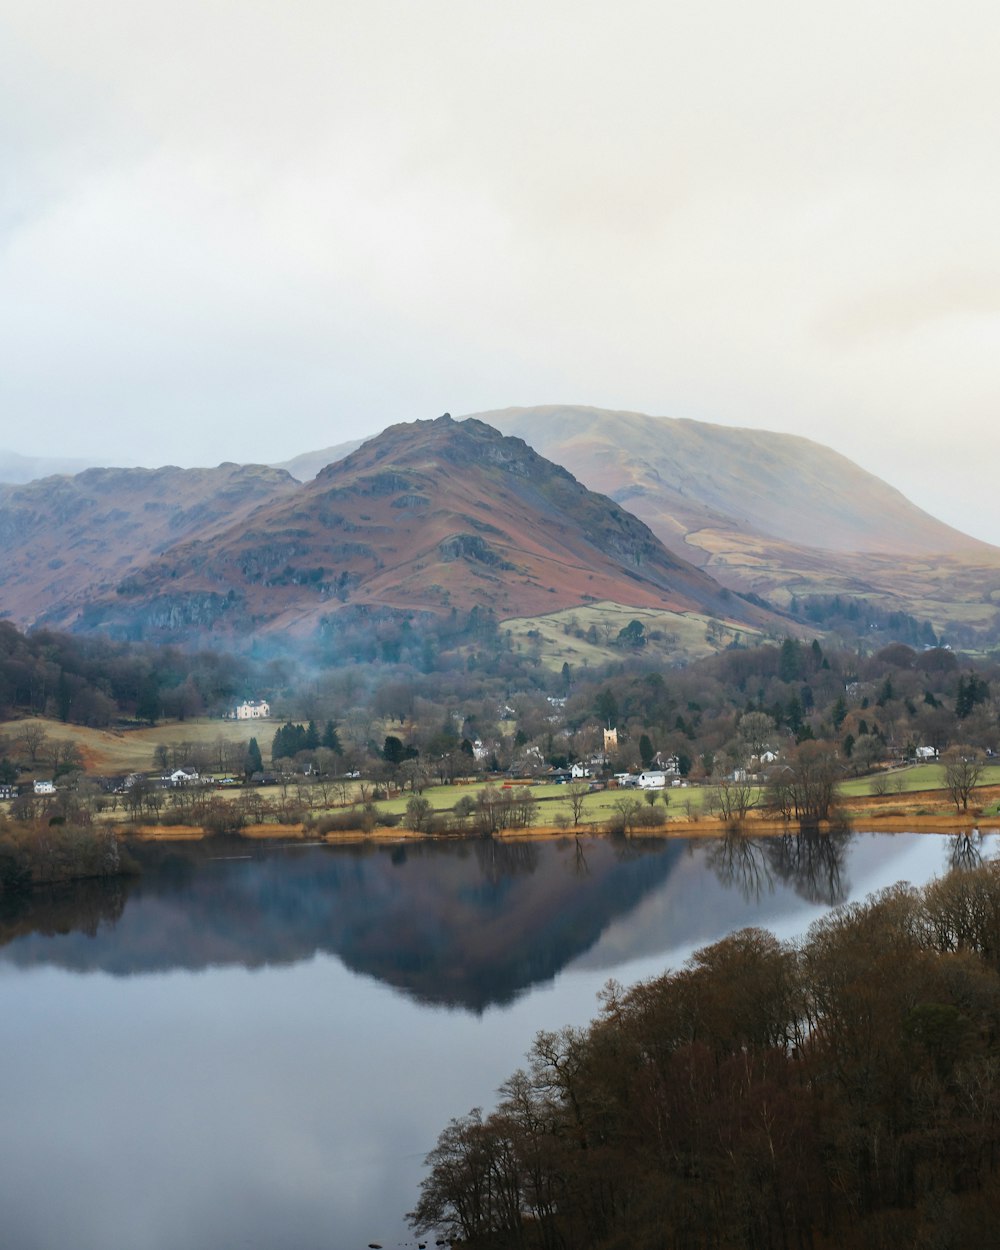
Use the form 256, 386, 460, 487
64, 416, 773, 641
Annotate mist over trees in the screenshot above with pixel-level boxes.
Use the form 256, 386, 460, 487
1, 612, 999, 799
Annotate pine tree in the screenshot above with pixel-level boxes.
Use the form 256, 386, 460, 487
245, 737, 263, 778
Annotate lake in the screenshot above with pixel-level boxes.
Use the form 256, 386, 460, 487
0, 829, 992, 1250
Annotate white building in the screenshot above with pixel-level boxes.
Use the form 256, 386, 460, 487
637, 771, 667, 790
231, 699, 270, 720
33, 780, 55, 795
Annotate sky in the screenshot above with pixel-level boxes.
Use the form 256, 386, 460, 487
2, 1, 999, 542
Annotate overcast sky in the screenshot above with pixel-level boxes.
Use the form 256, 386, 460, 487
2, 1, 999, 541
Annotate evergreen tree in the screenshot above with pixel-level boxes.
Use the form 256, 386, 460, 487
321, 720, 342, 753
245, 737, 263, 778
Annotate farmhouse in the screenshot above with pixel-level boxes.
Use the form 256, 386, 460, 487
169, 768, 200, 786
230, 699, 271, 720
33, 779, 56, 795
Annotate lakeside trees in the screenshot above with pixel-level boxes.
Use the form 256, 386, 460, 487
412, 864, 1000, 1249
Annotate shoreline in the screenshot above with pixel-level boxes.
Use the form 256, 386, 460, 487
126, 810, 1000, 843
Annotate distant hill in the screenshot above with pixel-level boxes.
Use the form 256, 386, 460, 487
0, 449, 101, 484
472, 405, 1000, 642
270, 438, 367, 481
478, 405, 986, 557
0, 463, 298, 630
67, 416, 774, 641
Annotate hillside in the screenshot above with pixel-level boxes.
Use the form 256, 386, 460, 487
70, 416, 775, 641
474, 405, 1000, 640
0, 463, 298, 630
479, 405, 986, 556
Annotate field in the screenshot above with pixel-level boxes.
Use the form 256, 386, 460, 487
0, 716, 268, 775
501, 601, 769, 672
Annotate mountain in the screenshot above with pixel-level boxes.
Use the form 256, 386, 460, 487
473, 405, 1000, 641
478, 405, 985, 557
271, 438, 367, 481
0, 463, 298, 630
0, 449, 101, 484
67, 416, 773, 641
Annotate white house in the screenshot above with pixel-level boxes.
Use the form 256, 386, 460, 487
33, 779, 55, 795
637, 771, 667, 790
231, 699, 270, 720
570, 762, 592, 779
169, 768, 200, 786
915, 746, 938, 760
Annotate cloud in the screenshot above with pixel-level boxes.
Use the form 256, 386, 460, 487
1, 0, 999, 539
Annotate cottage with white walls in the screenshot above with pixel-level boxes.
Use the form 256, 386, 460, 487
230, 699, 271, 720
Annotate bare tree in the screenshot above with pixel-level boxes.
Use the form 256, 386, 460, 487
16, 723, 49, 765
943, 746, 983, 812
567, 783, 589, 828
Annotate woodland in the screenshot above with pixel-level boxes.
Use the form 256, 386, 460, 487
411, 866, 1000, 1249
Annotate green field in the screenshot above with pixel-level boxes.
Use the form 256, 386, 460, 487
362, 779, 707, 828
837, 763, 1000, 798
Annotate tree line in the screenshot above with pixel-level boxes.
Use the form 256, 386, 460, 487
412, 860, 1000, 1248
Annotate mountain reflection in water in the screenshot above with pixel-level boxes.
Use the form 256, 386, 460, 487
0, 830, 874, 1011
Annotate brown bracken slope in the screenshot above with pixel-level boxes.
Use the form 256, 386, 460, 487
0, 463, 299, 630
70, 416, 776, 641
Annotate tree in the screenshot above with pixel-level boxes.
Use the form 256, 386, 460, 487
567, 782, 589, 828
738, 710, 775, 759
245, 737, 263, 779
405, 795, 433, 831
616, 619, 646, 648
851, 733, 885, 775
16, 723, 49, 765
943, 746, 983, 812
321, 720, 342, 753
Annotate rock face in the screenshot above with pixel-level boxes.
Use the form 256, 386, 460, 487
63, 416, 774, 642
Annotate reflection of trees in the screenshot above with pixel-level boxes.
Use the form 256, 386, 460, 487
764, 829, 852, 906
947, 830, 988, 873
706, 830, 774, 903
473, 838, 540, 886
707, 829, 853, 906
0, 875, 131, 947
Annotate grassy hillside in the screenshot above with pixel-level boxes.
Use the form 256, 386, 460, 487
501, 601, 771, 670
0, 717, 268, 775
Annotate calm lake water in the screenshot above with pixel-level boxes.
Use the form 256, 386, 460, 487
0, 830, 993, 1250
